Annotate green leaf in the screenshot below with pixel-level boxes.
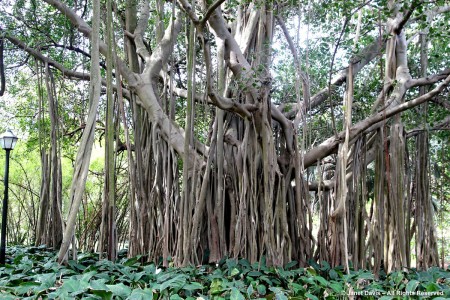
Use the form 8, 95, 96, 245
425, 282, 440, 292
226, 259, 237, 270
230, 268, 240, 277
315, 275, 329, 286
91, 289, 113, 300
329, 269, 338, 280
13, 281, 39, 295
405, 279, 419, 292
230, 287, 245, 300
239, 259, 251, 268
320, 261, 330, 271
127, 288, 154, 300
269, 287, 288, 300
159, 274, 187, 291
61, 279, 89, 293
259, 275, 273, 285
183, 282, 204, 291
329, 282, 343, 293
33, 272, 56, 292
68, 260, 87, 271
122, 256, 142, 266
0, 294, 16, 300
285, 261, 297, 269
81, 271, 98, 282
304, 292, 319, 300
210, 278, 223, 295
90, 279, 109, 291
306, 267, 317, 276
257, 284, 266, 295
106, 283, 132, 298
391, 271, 404, 285
247, 284, 254, 296
289, 283, 304, 294
247, 271, 263, 277
276, 294, 288, 300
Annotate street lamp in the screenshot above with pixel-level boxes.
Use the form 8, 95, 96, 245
0, 129, 18, 264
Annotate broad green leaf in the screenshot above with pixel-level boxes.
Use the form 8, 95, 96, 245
425, 282, 440, 292
306, 267, 317, 276
131, 271, 146, 282
285, 261, 297, 269
391, 272, 404, 285
329, 269, 338, 280
356, 271, 375, 280
210, 278, 223, 294
160, 274, 187, 291
226, 259, 237, 270
91, 279, 109, 291
320, 261, 330, 271
61, 279, 89, 293
91, 289, 113, 300
304, 292, 319, 300
315, 275, 329, 286
269, 287, 288, 300
330, 282, 343, 292
239, 259, 251, 268
122, 256, 142, 266
106, 283, 132, 298
259, 275, 272, 285
230, 287, 245, 300
289, 283, 304, 294
13, 281, 39, 295
127, 288, 154, 300
405, 279, 419, 292
276, 294, 288, 300
247, 271, 263, 277
183, 282, 204, 291
247, 284, 254, 296
68, 260, 86, 271
230, 268, 240, 277
80, 271, 98, 282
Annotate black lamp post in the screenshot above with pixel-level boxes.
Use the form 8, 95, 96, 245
0, 129, 18, 265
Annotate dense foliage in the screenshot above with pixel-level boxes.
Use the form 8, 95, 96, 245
0, 247, 449, 299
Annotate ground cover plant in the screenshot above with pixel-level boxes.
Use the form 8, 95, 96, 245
0, 247, 449, 299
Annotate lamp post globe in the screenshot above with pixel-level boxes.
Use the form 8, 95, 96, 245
0, 129, 18, 264
0, 130, 18, 150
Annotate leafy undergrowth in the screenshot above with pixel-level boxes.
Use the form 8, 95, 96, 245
0, 246, 449, 299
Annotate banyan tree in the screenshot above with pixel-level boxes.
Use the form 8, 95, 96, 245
0, 0, 449, 271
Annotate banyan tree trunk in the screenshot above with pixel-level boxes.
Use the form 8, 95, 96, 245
35, 63, 63, 249
414, 32, 439, 269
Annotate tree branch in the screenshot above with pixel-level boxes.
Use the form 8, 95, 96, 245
303, 74, 450, 168
41, 0, 137, 86
201, 0, 227, 26
285, 36, 386, 119
6, 35, 131, 99
408, 68, 450, 88
146, 11, 183, 78
134, 0, 152, 61
7, 35, 91, 80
